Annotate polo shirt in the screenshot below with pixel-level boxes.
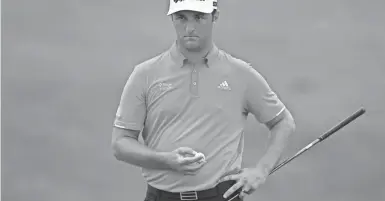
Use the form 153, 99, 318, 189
113, 42, 286, 192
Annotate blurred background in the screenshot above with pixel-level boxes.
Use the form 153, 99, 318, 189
2, 0, 385, 201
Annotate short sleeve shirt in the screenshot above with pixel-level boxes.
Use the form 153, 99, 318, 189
113, 42, 286, 192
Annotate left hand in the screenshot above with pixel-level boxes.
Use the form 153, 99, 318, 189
219, 167, 269, 200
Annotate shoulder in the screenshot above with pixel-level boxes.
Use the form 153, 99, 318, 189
130, 51, 169, 76
218, 49, 260, 75
218, 49, 268, 85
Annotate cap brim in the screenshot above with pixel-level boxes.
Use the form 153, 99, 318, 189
167, 6, 213, 15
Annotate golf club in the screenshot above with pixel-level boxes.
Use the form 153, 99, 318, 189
228, 107, 366, 201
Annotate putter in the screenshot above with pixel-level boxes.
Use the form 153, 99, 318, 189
228, 107, 366, 201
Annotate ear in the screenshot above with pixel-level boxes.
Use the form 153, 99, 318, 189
212, 10, 220, 23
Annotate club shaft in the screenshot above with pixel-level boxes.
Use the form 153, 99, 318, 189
229, 108, 365, 201
269, 107, 365, 175
269, 139, 318, 175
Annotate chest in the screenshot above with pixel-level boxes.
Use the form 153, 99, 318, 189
145, 65, 247, 119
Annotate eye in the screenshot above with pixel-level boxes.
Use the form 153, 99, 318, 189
195, 15, 204, 20
175, 15, 185, 20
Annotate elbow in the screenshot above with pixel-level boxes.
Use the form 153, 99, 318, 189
286, 113, 296, 134
111, 127, 140, 161
278, 109, 296, 134
289, 119, 296, 134
111, 139, 123, 161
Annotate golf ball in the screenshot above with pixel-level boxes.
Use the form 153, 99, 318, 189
195, 152, 206, 162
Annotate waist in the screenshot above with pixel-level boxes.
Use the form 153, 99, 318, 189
141, 154, 243, 192
146, 180, 241, 200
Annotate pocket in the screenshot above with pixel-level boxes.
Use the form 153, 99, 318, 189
225, 193, 243, 201
220, 181, 243, 201
143, 193, 157, 201
143, 190, 158, 201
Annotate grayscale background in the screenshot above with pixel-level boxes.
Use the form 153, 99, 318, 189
2, 0, 385, 201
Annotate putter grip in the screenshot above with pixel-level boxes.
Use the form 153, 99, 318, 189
318, 107, 365, 141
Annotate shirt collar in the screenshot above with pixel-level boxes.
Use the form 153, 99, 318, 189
169, 41, 219, 68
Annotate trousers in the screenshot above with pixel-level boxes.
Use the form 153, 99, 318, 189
143, 180, 243, 201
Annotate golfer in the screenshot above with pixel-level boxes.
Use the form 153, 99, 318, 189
112, 0, 296, 200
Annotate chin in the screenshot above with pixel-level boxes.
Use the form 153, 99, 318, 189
183, 42, 201, 52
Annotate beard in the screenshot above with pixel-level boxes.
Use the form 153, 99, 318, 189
181, 37, 205, 52
184, 44, 202, 52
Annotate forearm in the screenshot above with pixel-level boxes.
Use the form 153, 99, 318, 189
257, 116, 295, 174
113, 137, 170, 170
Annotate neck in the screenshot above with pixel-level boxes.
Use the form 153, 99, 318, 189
176, 40, 213, 63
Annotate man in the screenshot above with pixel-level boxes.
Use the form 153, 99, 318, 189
111, 0, 296, 200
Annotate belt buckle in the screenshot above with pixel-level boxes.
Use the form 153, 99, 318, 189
179, 191, 198, 200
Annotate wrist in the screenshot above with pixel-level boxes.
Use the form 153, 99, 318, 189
155, 151, 172, 169
255, 163, 272, 176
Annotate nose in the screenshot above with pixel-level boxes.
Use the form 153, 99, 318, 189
185, 22, 195, 34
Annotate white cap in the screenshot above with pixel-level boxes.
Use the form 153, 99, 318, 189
167, 0, 218, 16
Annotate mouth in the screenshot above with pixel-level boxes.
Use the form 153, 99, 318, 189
184, 36, 199, 41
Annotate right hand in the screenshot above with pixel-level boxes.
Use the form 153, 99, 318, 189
164, 147, 206, 175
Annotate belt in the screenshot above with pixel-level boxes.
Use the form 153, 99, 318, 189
147, 180, 239, 200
